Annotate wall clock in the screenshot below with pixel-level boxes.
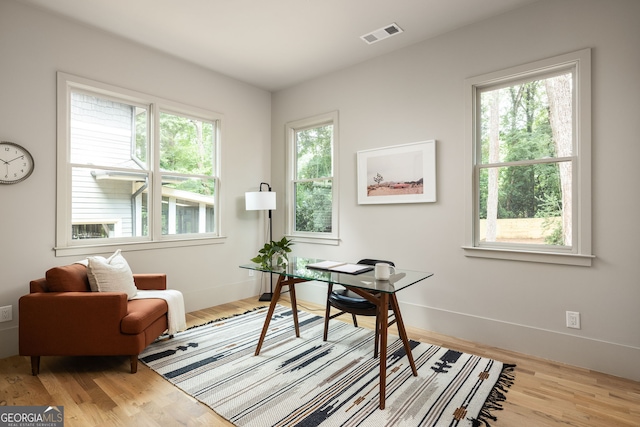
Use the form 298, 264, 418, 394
0, 141, 35, 184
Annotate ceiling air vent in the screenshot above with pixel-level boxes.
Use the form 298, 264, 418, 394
360, 23, 403, 45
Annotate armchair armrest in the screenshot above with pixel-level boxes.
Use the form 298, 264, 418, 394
133, 274, 167, 291
19, 291, 128, 356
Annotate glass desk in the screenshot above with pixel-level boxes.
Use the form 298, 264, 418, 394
240, 257, 434, 410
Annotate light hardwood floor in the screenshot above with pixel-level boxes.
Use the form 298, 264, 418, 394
1, 296, 639, 426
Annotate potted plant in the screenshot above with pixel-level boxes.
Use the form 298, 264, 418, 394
251, 237, 294, 269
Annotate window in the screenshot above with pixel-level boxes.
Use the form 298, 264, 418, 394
286, 112, 339, 243
464, 49, 593, 266
56, 73, 222, 254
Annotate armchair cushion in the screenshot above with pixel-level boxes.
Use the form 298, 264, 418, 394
45, 264, 90, 292
121, 299, 168, 335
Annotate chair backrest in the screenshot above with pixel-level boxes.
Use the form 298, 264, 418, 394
358, 258, 395, 267
42, 264, 91, 293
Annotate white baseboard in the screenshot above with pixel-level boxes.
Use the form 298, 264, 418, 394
294, 281, 640, 382
398, 302, 640, 382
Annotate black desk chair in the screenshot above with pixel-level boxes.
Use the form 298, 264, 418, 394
323, 259, 396, 357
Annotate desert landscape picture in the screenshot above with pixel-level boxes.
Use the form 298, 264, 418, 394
366, 150, 424, 197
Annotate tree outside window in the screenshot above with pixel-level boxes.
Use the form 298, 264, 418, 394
286, 112, 339, 240
159, 111, 217, 236
478, 73, 572, 247
295, 124, 333, 233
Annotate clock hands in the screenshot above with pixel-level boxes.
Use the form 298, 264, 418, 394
5, 155, 25, 164
1, 155, 26, 178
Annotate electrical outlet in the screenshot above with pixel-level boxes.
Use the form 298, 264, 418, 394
566, 311, 580, 329
248, 270, 255, 277
0, 305, 12, 322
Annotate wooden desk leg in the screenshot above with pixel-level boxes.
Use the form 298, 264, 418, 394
289, 281, 300, 338
255, 275, 285, 356
390, 294, 418, 376
323, 283, 333, 341
379, 293, 389, 410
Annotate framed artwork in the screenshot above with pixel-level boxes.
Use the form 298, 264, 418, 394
357, 140, 436, 205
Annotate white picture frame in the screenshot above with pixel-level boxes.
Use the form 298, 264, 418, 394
357, 140, 436, 205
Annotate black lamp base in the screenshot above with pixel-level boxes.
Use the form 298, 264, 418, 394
258, 292, 273, 302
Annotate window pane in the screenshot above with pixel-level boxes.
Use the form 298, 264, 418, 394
296, 124, 333, 180
160, 112, 215, 175
71, 167, 149, 239
295, 180, 332, 233
479, 73, 572, 164
478, 162, 570, 246
69, 92, 150, 241
70, 92, 149, 168
161, 176, 216, 235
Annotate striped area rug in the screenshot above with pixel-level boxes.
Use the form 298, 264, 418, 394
140, 305, 514, 427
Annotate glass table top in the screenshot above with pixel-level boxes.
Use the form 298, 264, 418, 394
240, 256, 433, 294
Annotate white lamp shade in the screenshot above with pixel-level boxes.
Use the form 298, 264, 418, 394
245, 191, 276, 211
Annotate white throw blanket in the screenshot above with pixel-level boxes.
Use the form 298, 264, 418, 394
132, 289, 187, 335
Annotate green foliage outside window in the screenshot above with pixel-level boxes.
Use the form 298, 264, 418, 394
479, 78, 568, 245
160, 112, 215, 195
135, 110, 217, 236
294, 125, 333, 233
159, 113, 214, 175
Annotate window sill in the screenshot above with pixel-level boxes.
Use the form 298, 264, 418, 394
462, 246, 594, 267
55, 236, 226, 257
287, 235, 340, 246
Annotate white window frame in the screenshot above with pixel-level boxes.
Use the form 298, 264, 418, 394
55, 72, 224, 257
463, 49, 594, 266
285, 111, 339, 245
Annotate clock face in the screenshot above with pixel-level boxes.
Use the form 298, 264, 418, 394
0, 141, 35, 184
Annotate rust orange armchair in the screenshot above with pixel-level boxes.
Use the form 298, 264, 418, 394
19, 263, 169, 375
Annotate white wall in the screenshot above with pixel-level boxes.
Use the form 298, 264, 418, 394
271, 0, 640, 381
0, 1, 272, 357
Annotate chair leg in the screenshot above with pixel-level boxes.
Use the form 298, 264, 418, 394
323, 283, 334, 341
130, 355, 138, 374
30, 356, 40, 376
351, 313, 358, 327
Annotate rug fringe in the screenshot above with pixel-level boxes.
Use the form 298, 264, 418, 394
184, 306, 268, 331
470, 363, 516, 427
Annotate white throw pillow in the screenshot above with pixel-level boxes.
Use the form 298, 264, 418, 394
77, 257, 101, 292
86, 249, 137, 299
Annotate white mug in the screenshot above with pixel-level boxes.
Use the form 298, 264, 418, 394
374, 262, 395, 280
